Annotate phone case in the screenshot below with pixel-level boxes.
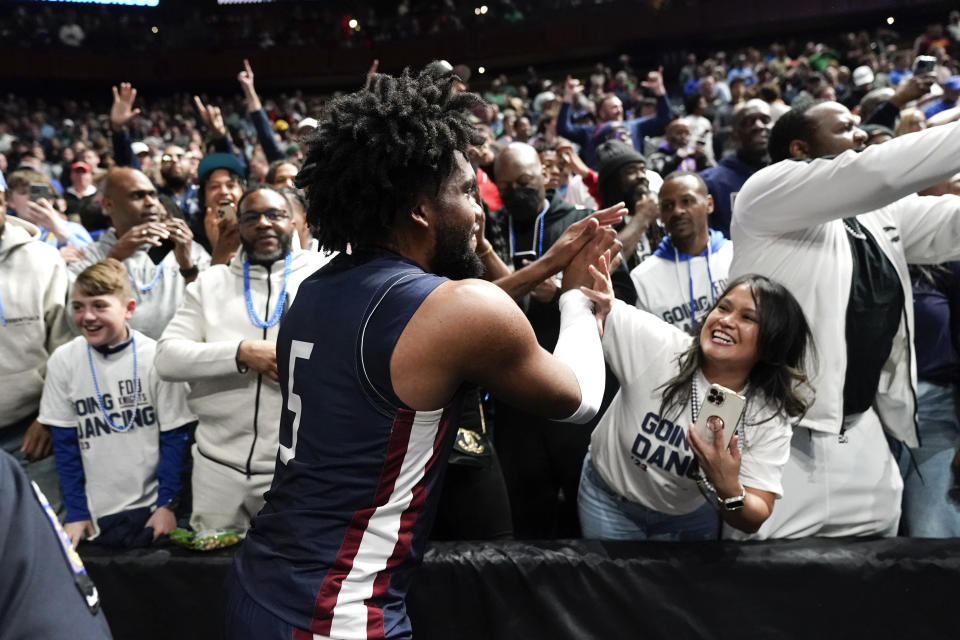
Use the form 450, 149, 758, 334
692, 384, 746, 449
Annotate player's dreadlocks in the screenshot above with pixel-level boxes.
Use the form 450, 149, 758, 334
296, 67, 485, 253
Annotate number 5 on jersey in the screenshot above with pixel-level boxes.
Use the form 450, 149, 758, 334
279, 340, 314, 464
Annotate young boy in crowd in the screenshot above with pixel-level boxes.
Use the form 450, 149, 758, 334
39, 258, 196, 548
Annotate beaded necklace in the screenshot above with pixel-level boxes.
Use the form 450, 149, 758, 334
86, 332, 138, 433
133, 263, 164, 292
243, 252, 293, 329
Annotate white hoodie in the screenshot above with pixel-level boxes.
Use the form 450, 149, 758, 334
0, 217, 72, 427
731, 120, 960, 446
155, 249, 331, 475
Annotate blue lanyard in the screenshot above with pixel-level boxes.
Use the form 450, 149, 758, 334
686, 242, 715, 330
243, 252, 293, 329
86, 333, 138, 433
133, 263, 164, 292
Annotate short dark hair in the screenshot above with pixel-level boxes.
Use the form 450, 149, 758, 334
295, 68, 483, 252
661, 170, 708, 194
237, 183, 292, 214
768, 103, 819, 162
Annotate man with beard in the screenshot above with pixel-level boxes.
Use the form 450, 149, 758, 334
156, 145, 200, 223
225, 68, 617, 639
156, 185, 331, 535
596, 140, 663, 267
700, 99, 773, 238
728, 100, 960, 539
629, 172, 732, 334
69, 168, 210, 339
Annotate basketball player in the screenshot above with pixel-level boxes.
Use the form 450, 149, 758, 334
224, 68, 624, 639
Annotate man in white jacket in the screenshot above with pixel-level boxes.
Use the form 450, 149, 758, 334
156, 185, 329, 534
729, 100, 960, 538
0, 177, 72, 511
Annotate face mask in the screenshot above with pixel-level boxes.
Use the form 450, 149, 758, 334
502, 186, 543, 223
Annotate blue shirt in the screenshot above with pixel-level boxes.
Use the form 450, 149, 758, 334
699, 154, 764, 238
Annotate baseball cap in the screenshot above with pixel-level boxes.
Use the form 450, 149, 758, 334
71, 161, 92, 173
296, 117, 318, 131
131, 141, 150, 156
852, 65, 875, 87
197, 153, 245, 182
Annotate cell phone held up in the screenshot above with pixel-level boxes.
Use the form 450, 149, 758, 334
217, 202, 237, 223
147, 235, 176, 265
913, 55, 936, 77
692, 383, 746, 450
28, 182, 52, 202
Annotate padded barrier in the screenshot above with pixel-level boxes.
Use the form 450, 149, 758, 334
81, 538, 957, 639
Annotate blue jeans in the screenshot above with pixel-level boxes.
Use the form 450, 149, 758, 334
577, 452, 720, 541
891, 380, 960, 537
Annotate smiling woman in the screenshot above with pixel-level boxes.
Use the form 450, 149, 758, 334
575, 266, 815, 541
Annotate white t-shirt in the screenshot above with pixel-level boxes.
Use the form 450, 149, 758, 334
630, 237, 733, 333
39, 331, 195, 528
589, 301, 792, 515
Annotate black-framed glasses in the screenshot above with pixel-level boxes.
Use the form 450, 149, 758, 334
238, 209, 291, 226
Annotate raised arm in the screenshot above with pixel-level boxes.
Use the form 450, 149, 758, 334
238, 59, 285, 162
735, 120, 960, 236
490, 202, 626, 300
109, 82, 142, 170
391, 227, 619, 423
630, 67, 672, 141
556, 77, 591, 148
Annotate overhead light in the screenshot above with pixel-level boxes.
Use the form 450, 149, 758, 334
887, 16, 895, 25
348, 18, 358, 29
151, 26, 158, 34
478, 66, 486, 74
480, 5, 488, 14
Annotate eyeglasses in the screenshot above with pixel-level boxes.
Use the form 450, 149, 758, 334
238, 209, 291, 226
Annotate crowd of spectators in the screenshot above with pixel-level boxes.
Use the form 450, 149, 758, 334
5, 4, 960, 567
2, 0, 629, 52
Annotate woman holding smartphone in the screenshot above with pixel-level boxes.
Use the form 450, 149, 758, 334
576, 256, 815, 540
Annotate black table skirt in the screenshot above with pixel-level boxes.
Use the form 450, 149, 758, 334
81, 537, 958, 639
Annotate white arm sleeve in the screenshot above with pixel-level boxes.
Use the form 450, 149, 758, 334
553, 290, 605, 424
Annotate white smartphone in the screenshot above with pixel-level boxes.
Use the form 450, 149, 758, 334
693, 383, 746, 449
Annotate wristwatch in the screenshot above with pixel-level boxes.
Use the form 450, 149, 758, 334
718, 485, 746, 511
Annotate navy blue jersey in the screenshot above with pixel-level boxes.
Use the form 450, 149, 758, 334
0, 450, 113, 639
234, 250, 464, 639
